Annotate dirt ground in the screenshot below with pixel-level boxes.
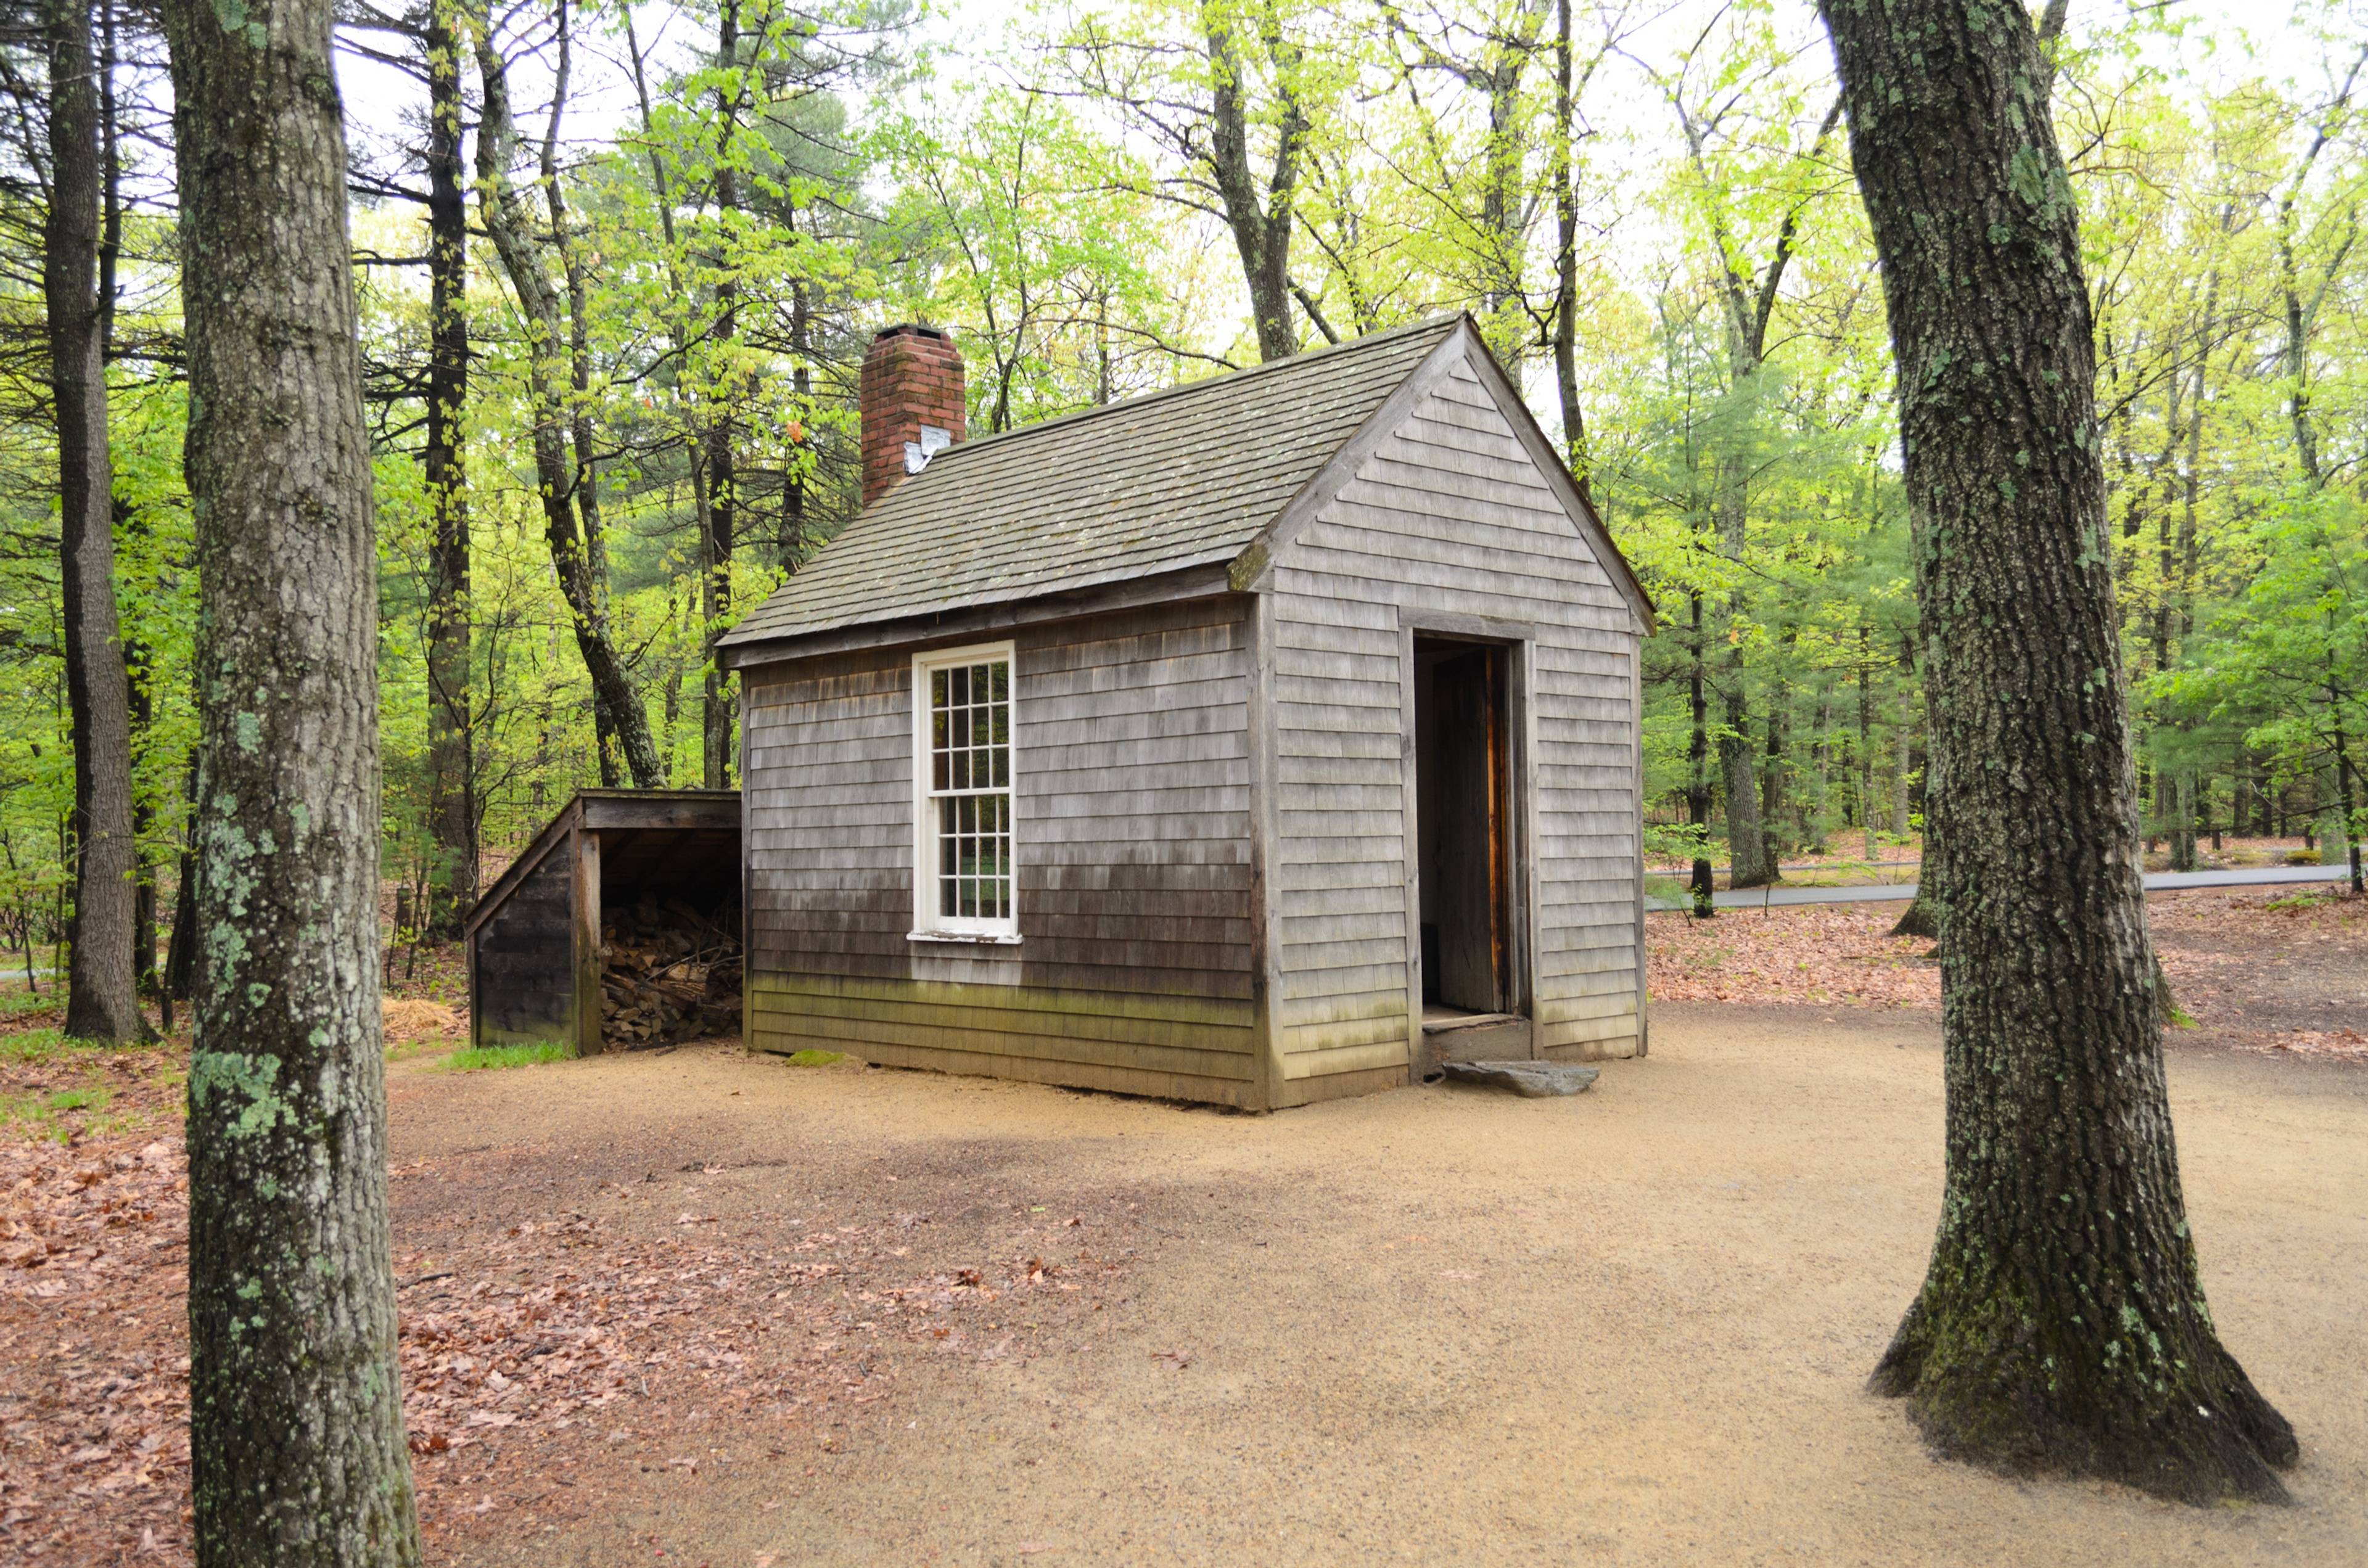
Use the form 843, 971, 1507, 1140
419, 1016, 2367, 1566
6, 890, 2366, 1565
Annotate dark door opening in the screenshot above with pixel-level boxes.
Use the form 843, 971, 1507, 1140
1414, 637, 1513, 1015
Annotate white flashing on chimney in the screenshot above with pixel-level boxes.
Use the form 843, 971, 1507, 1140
903, 424, 953, 474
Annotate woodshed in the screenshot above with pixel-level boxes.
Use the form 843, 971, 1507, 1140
718, 314, 1654, 1109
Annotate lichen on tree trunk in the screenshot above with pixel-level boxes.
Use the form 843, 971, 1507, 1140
1817, 0, 2295, 1505
159, 0, 422, 1557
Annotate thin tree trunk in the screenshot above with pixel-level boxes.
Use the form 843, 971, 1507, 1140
1820, 0, 2296, 1501
1891, 659, 1913, 839
47, 0, 141, 1042
126, 601, 155, 995
1687, 590, 1714, 916
423, 0, 474, 936
101, 4, 151, 1001
2271, 48, 2365, 491
1857, 625, 1876, 861
158, 0, 423, 1553
781, 273, 812, 562
538, 0, 628, 789
703, 0, 742, 789
473, 23, 662, 789
1550, 0, 1589, 499
1714, 465, 1774, 887
2165, 330, 2211, 874
2332, 705, 2363, 896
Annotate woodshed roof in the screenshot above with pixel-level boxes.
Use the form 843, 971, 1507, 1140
719, 316, 1463, 651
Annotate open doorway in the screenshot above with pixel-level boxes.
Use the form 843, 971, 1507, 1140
1413, 637, 1515, 1020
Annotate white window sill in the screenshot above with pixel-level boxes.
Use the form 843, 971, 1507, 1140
907, 930, 1023, 946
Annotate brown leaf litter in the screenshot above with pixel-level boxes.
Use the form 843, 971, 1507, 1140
0, 1046, 1138, 1567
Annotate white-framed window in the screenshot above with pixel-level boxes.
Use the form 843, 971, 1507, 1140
910, 641, 1019, 940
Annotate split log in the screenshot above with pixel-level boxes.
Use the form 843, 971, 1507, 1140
599, 899, 741, 1047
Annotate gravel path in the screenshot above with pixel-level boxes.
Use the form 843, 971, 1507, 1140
1655, 862, 2357, 909
398, 1012, 2368, 1568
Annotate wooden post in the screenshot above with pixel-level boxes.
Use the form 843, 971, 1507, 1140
574, 826, 604, 1056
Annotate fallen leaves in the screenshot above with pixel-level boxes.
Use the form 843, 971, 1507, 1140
383, 998, 464, 1043
1, 1036, 1146, 1567
2242, 1028, 2368, 1062
0, 1131, 191, 1561
1646, 905, 1939, 1009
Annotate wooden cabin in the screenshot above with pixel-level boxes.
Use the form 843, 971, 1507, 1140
717, 315, 1653, 1109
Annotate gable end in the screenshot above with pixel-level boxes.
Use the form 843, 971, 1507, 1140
1229, 318, 1654, 633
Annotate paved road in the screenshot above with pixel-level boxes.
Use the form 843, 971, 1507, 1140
1649, 861, 2357, 912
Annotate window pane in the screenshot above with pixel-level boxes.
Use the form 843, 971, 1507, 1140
923, 655, 1015, 926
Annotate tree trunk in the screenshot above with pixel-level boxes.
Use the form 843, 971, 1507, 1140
1202, 3, 1305, 363
127, 612, 157, 995
1857, 623, 1878, 860
423, 0, 474, 937
1760, 704, 1788, 853
2332, 710, 2364, 897
47, 0, 142, 1043
540, 8, 625, 787
1718, 714, 1773, 885
1820, 0, 2296, 1503
1687, 591, 1714, 916
702, 431, 734, 788
1715, 509, 1774, 888
1888, 805, 1941, 939
1712, 463, 1775, 889
472, 26, 662, 788
1550, 0, 1590, 501
703, 0, 741, 790
1892, 638, 1914, 839
158, 0, 424, 1554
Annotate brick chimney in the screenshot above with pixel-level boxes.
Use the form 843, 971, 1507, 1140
860, 324, 966, 509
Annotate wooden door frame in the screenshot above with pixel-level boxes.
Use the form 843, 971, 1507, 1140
1399, 609, 1536, 1078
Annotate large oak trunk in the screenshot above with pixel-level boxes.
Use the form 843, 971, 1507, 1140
160, 0, 423, 1557
1818, 0, 2295, 1503
47, 0, 142, 1043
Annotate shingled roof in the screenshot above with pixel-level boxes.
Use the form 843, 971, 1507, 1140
718, 316, 1463, 651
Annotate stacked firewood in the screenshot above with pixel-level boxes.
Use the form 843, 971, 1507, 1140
599, 900, 743, 1047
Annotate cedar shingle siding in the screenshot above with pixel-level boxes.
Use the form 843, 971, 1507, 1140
726, 316, 1650, 1107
